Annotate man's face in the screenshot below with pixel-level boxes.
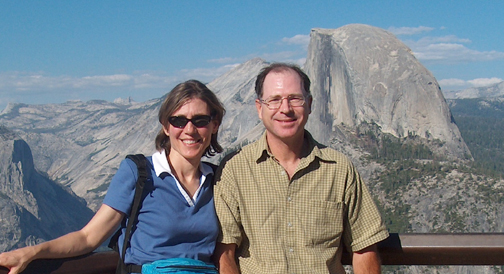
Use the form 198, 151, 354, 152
255, 69, 312, 144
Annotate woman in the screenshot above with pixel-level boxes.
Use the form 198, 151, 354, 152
0, 80, 225, 274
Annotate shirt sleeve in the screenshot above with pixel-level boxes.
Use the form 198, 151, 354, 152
214, 160, 243, 246
342, 162, 389, 252
103, 158, 138, 215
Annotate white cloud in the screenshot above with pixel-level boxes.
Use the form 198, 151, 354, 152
131, 73, 178, 89
414, 35, 472, 44
281, 34, 310, 48
204, 34, 310, 68
0, 72, 135, 92
467, 77, 503, 87
76, 74, 132, 87
0, 68, 236, 93
0, 66, 236, 108
438, 77, 503, 91
388, 26, 434, 36
260, 51, 304, 63
207, 57, 240, 64
405, 35, 504, 63
438, 78, 468, 87
179, 64, 239, 81
0, 66, 243, 109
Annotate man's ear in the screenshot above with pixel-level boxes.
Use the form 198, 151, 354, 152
255, 99, 263, 120
308, 95, 313, 114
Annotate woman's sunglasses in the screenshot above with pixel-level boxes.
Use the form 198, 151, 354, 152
168, 115, 213, 128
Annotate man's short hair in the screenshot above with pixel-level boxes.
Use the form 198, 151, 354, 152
254, 63, 311, 98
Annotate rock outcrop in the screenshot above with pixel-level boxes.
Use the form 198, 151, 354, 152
209, 58, 267, 151
0, 100, 161, 210
0, 126, 94, 251
304, 25, 471, 159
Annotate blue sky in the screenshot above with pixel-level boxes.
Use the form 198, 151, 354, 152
1, 1, 503, 111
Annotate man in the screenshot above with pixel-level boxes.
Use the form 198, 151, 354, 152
214, 63, 389, 274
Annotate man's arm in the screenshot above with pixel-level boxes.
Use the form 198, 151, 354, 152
214, 243, 240, 274
351, 244, 381, 274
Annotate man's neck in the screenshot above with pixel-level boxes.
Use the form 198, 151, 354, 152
266, 131, 306, 178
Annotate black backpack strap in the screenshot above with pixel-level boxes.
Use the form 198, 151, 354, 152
203, 162, 218, 186
109, 154, 148, 274
202, 161, 218, 173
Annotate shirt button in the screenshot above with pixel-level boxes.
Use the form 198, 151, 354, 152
287, 197, 292, 202
289, 248, 294, 252
287, 222, 292, 227
280, 170, 286, 176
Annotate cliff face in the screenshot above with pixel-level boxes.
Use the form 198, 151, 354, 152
209, 58, 268, 149
0, 100, 161, 210
0, 126, 94, 251
304, 25, 471, 159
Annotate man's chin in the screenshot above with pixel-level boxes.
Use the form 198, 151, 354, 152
268, 129, 303, 141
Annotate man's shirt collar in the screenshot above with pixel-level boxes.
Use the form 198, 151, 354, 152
254, 130, 328, 163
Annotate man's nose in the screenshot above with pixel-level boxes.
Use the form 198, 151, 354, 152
278, 97, 293, 112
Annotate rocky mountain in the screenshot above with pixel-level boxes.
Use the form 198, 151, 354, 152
444, 81, 504, 99
0, 126, 94, 252
0, 99, 162, 210
208, 58, 267, 150
1, 24, 503, 274
304, 25, 470, 160
0, 23, 476, 212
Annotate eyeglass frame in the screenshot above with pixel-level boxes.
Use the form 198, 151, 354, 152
258, 94, 311, 110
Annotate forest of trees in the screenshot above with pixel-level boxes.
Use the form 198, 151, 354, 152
450, 98, 504, 178
352, 97, 504, 235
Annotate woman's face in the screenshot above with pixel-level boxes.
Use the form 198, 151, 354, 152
163, 98, 218, 164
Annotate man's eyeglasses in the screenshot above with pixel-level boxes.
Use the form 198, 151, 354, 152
259, 94, 309, 110
168, 115, 213, 128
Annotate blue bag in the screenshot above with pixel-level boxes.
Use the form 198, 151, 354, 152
141, 258, 218, 274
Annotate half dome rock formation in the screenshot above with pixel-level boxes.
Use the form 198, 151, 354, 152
0, 126, 94, 251
304, 24, 471, 159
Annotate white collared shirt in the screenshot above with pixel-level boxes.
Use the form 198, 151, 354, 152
152, 150, 213, 207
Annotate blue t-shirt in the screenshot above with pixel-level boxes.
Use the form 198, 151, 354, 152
103, 154, 218, 265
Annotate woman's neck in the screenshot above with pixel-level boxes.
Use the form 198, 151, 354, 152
167, 151, 201, 196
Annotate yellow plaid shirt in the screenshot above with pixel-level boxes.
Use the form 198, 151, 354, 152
214, 131, 389, 274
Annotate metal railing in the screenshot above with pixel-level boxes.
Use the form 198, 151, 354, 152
1, 233, 504, 274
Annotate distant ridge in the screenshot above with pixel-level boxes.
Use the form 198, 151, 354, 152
0, 99, 162, 210
443, 81, 504, 99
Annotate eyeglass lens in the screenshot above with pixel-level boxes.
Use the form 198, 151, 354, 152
168, 115, 212, 128
262, 95, 305, 109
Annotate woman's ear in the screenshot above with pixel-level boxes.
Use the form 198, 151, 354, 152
211, 120, 219, 134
